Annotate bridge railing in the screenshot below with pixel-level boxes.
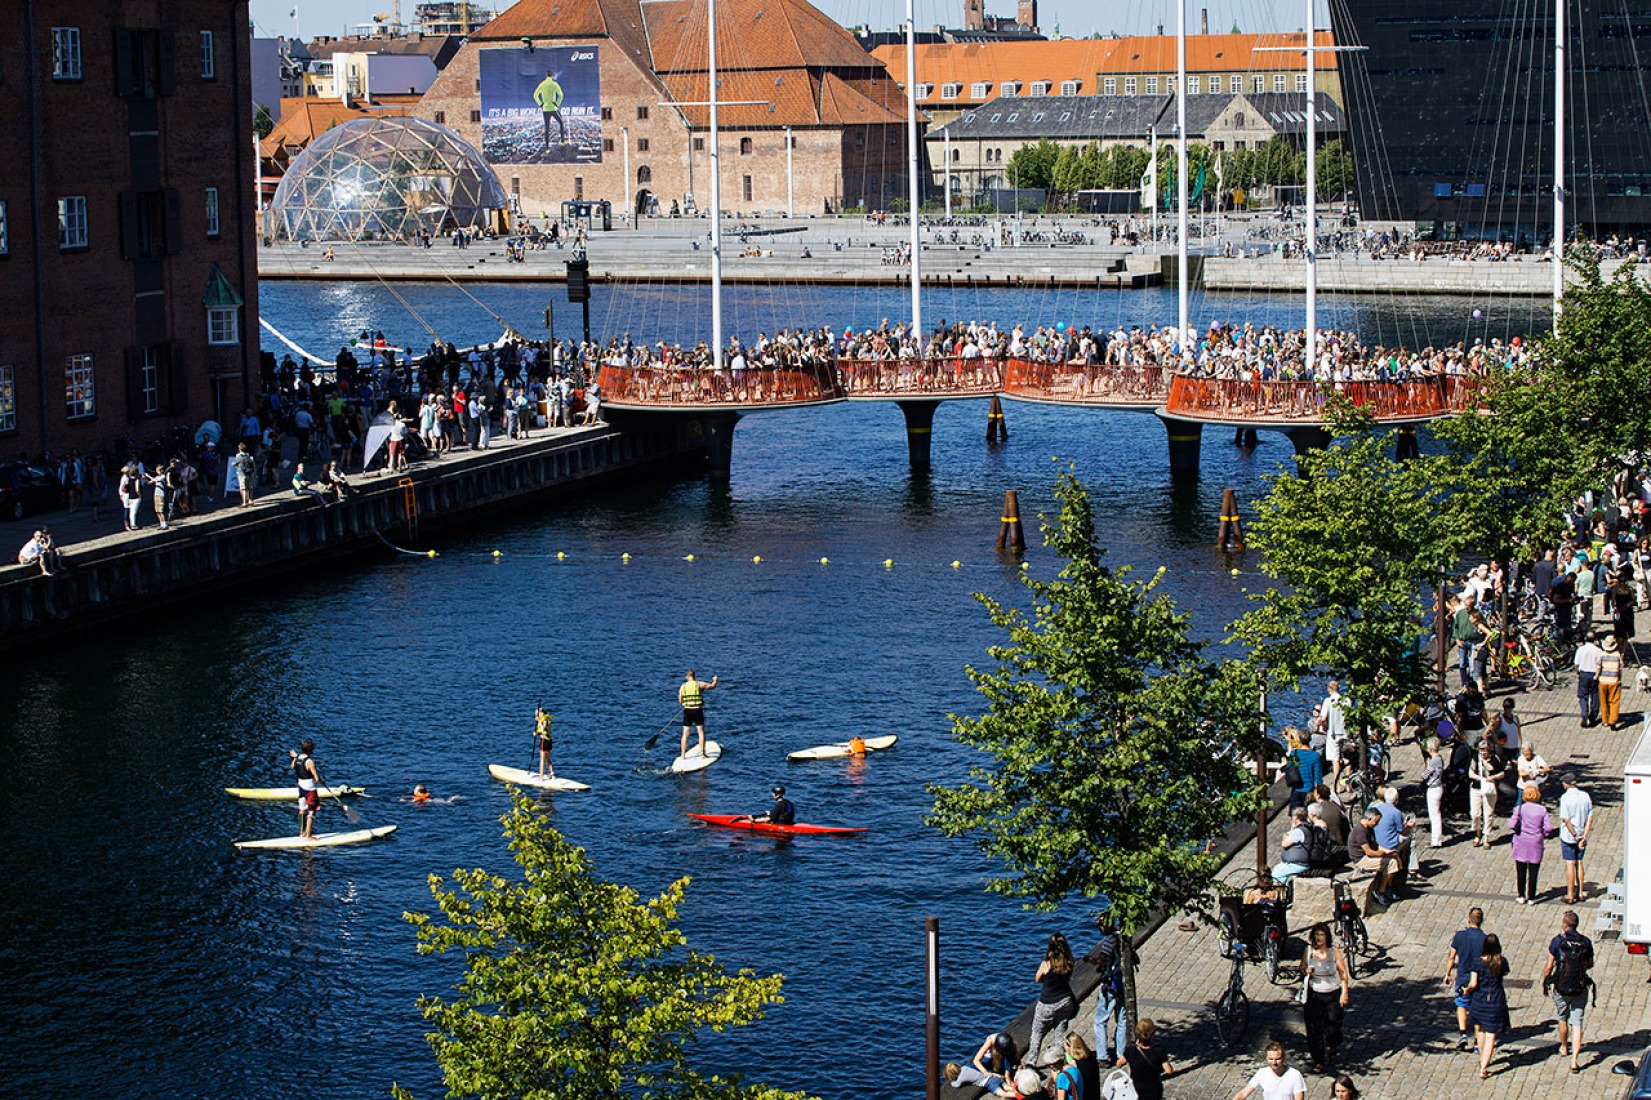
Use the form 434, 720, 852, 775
1163, 375, 1482, 421
834, 356, 1006, 398
1003, 359, 1174, 405
597, 363, 844, 408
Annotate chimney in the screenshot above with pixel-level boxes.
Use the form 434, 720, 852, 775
1201, 8, 1208, 34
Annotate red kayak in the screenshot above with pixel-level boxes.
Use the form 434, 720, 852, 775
688, 813, 867, 836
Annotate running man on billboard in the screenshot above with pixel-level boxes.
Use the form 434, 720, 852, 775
535, 70, 567, 147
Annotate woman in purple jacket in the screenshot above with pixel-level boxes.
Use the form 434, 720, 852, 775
1507, 786, 1556, 904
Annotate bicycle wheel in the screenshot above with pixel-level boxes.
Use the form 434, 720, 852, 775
1214, 986, 1250, 1045
1534, 655, 1557, 688
1512, 656, 1539, 692
1263, 936, 1281, 984
1347, 915, 1369, 960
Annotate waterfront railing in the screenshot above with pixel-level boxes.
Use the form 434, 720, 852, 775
1163, 375, 1482, 421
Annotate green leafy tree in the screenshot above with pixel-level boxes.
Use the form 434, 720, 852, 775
1254, 136, 1305, 188
394, 792, 809, 1100
1314, 139, 1353, 201
929, 470, 1259, 1039
1051, 144, 1083, 197
1077, 141, 1103, 191
1007, 137, 1061, 191
254, 102, 275, 139
1229, 405, 1473, 749
1103, 143, 1148, 191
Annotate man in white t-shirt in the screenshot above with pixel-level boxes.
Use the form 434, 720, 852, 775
1322, 682, 1349, 788
1232, 1043, 1304, 1100
1558, 773, 1594, 905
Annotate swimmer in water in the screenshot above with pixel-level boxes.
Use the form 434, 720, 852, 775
413, 784, 431, 803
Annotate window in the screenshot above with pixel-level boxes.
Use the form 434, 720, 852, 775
433, 110, 446, 124
1296, 73, 1308, 93
139, 346, 161, 414
52, 28, 81, 80
1103, 77, 1116, 95
470, 109, 481, 123
207, 306, 239, 345
742, 175, 752, 202
693, 136, 705, 151
58, 196, 87, 250
1231, 75, 1242, 94
602, 138, 614, 152
941, 82, 961, 100
0, 366, 14, 433
1189, 75, 1201, 95
970, 81, 989, 98
1029, 81, 1049, 96
1166, 76, 1175, 93
999, 81, 1019, 96
636, 105, 649, 120
205, 187, 220, 236
574, 177, 583, 199
739, 137, 752, 155
1146, 77, 1158, 94
637, 165, 651, 184
637, 137, 649, 152
1274, 74, 1287, 92
65, 354, 95, 420
1124, 77, 1137, 94
787, 133, 795, 148
916, 83, 934, 98
1060, 80, 1079, 95
951, 148, 959, 162
601, 106, 613, 120
0, 201, 7, 256
1235, 112, 1245, 127
1254, 75, 1265, 93
200, 30, 215, 78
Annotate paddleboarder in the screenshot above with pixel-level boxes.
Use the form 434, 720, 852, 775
678, 670, 719, 760
848, 734, 867, 756
535, 707, 555, 778
290, 739, 329, 840
752, 785, 796, 826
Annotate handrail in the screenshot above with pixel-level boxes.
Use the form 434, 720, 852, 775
1163, 374, 1482, 421
834, 356, 1005, 398
1003, 359, 1173, 405
597, 362, 843, 408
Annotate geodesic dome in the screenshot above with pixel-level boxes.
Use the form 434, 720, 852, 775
271, 116, 508, 242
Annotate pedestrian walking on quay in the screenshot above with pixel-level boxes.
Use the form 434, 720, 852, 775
1558, 773, 1593, 904
1083, 909, 1128, 1064
1119, 1018, 1173, 1100
1574, 632, 1604, 727
1420, 736, 1446, 848
1540, 910, 1595, 1072
1442, 906, 1487, 1050
1600, 635, 1624, 728
1300, 924, 1350, 1074
1462, 933, 1511, 1079
1468, 741, 1504, 847
1327, 1076, 1358, 1100
1232, 1041, 1305, 1100
1026, 932, 1077, 1068
1508, 786, 1556, 904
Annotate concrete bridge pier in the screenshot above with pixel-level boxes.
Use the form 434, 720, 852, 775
1395, 426, 1420, 461
1157, 413, 1204, 481
1284, 426, 1332, 473
897, 400, 938, 471
695, 411, 742, 478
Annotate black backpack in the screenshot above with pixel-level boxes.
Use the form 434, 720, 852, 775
1553, 932, 1594, 998
1305, 823, 1338, 867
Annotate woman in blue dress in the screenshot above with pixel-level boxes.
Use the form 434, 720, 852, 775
1462, 932, 1511, 1079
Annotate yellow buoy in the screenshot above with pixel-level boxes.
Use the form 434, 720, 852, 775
684, 554, 695, 562
426, 550, 437, 559
951, 560, 962, 569
1020, 562, 1029, 571
884, 559, 894, 569
752, 555, 762, 564
819, 557, 829, 565
556, 551, 566, 560
1231, 567, 1241, 577
622, 553, 631, 562
492, 550, 502, 558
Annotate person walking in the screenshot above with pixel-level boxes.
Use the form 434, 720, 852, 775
1609, 571, 1636, 661
1083, 910, 1128, 1064
1451, 593, 1484, 689
1508, 786, 1556, 904
1120, 1019, 1173, 1100
1300, 924, 1351, 1074
1558, 773, 1593, 904
1463, 933, 1511, 1079
1232, 1042, 1306, 1100
1442, 906, 1487, 1050
1599, 635, 1624, 729
117, 463, 143, 530
231, 443, 256, 507
1540, 910, 1595, 1072
676, 670, 719, 759
1420, 737, 1446, 848
1468, 741, 1504, 847
1574, 632, 1604, 727
1025, 933, 1077, 1067
1284, 729, 1323, 812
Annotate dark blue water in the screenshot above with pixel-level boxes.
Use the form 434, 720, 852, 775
0, 281, 1537, 1100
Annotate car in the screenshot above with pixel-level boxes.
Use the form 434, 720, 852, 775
0, 462, 64, 521
1615, 1047, 1651, 1100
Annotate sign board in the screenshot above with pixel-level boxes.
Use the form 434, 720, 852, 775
478, 47, 602, 165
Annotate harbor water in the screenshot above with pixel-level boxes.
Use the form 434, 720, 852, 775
0, 281, 1533, 1099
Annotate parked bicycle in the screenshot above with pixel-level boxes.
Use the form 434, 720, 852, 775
1333, 882, 1370, 979
1213, 949, 1251, 1045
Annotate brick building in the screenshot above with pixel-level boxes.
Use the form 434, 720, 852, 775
416, 0, 918, 219
0, 1, 259, 461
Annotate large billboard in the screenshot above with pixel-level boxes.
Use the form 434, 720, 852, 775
478, 46, 602, 165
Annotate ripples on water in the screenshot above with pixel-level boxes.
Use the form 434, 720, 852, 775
0, 280, 1510, 1100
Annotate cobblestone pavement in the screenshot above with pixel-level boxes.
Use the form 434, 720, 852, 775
1070, 672, 1649, 1100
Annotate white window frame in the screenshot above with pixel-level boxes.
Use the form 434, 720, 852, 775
1124, 76, 1138, 95
57, 196, 88, 250
1231, 75, 1243, 94
1103, 77, 1116, 95
200, 30, 216, 79
140, 347, 161, 415
1060, 80, 1079, 96
1029, 81, 1049, 97
65, 354, 95, 420
970, 81, 990, 99
1189, 75, 1202, 95
999, 81, 1019, 97
941, 82, 961, 100
1296, 73, 1308, 93
205, 187, 220, 237
1274, 74, 1287, 93
207, 306, 240, 346
0, 365, 14, 433
916, 82, 934, 99
1254, 75, 1266, 93
1146, 76, 1159, 94
52, 28, 82, 80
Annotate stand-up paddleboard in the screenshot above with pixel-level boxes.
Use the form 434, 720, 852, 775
234, 825, 398, 850
487, 764, 591, 792
786, 734, 898, 761
225, 785, 366, 800
688, 813, 866, 836
670, 740, 723, 773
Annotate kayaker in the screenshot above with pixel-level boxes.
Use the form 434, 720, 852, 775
677, 670, 720, 759
535, 707, 555, 778
290, 739, 329, 840
753, 785, 795, 826
848, 734, 867, 756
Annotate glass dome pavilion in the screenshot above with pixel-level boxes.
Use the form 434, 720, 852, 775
271, 116, 508, 242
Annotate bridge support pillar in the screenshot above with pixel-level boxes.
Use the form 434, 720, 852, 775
1284, 426, 1332, 473
1157, 413, 1203, 481
1395, 426, 1420, 461
898, 400, 938, 471
696, 412, 741, 478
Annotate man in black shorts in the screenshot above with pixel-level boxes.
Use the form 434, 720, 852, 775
677, 670, 719, 759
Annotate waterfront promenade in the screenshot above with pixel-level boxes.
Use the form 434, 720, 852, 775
1038, 675, 1647, 1100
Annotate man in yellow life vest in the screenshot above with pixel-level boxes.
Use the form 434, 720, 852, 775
535, 707, 555, 778
678, 670, 719, 759
848, 735, 867, 756
533, 71, 567, 148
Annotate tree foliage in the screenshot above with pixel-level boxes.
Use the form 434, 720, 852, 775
929, 470, 1259, 1030
395, 792, 808, 1100
253, 101, 275, 139
1006, 138, 1061, 191
1314, 139, 1354, 200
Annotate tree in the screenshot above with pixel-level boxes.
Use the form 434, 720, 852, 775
1006, 138, 1061, 191
253, 102, 275, 139
1077, 141, 1103, 192
929, 470, 1259, 1041
1229, 405, 1473, 751
1051, 144, 1083, 197
1314, 139, 1353, 202
394, 792, 809, 1100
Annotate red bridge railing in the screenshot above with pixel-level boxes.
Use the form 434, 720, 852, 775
1163, 375, 1482, 421
835, 356, 1006, 398
1003, 360, 1173, 405
597, 363, 843, 408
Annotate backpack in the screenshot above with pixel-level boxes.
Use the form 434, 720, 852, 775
1305, 823, 1337, 867
1100, 1068, 1138, 1100
1553, 932, 1594, 998
1281, 751, 1303, 789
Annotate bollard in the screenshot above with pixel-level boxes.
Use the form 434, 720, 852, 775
997, 489, 1025, 552
1216, 487, 1246, 551
986, 394, 1008, 444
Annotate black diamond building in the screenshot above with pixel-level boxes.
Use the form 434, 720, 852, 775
1331, 1, 1651, 241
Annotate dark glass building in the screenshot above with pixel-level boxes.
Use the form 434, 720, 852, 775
1332, 1, 1651, 241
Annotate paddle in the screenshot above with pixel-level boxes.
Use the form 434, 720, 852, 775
306, 756, 360, 826
642, 715, 676, 753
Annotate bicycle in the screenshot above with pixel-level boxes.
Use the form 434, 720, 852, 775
1333, 882, 1370, 979
1213, 950, 1251, 1045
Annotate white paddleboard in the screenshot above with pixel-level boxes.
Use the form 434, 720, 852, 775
225, 785, 366, 800
670, 740, 723, 773
234, 825, 397, 850
787, 734, 898, 761
487, 764, 591, 791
